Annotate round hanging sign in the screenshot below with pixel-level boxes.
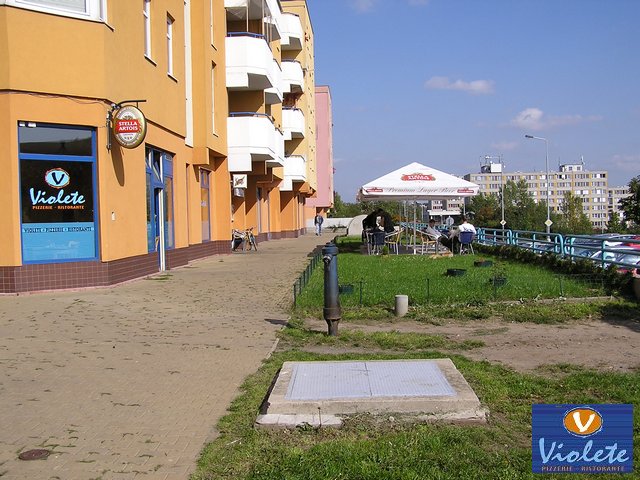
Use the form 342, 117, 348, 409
112, 105, 147, 148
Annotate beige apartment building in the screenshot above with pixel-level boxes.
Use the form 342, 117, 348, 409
464, 161, 629, 231
0, 0, 323, 293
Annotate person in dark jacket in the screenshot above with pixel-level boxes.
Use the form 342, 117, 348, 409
380, 210, 395, 233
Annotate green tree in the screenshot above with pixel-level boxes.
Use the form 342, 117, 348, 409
502, 179, 548, 231
330, 192, 361, 218
606, 212, 626, 234
619, 175, 640, 228
467, 192, 500, 228
554, 191, 594, 234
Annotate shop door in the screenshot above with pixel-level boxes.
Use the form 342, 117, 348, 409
147, 151, 166, 271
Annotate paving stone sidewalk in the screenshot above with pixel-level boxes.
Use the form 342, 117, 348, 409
0, 233, 329, 480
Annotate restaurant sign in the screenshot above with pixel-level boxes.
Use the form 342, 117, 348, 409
20, 159, 96, 262
112, 105, 147, 148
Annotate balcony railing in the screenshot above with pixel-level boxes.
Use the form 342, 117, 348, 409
282, 107, 305, 140
227, 112, 284, 172
226, 33, 274, 91
281, 59, 303, 93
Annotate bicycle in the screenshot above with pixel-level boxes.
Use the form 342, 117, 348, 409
231, 227, 258, 252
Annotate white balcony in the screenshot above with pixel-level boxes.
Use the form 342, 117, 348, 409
227, 114, 283, 172
281, 60, 303, 93
265, 59, 283, 105
226, 0, 282, 40
226, 34, 274, 91
281, 13, 303, 51
284, 154, 307, 182
225, 0, 269, 20
268, 128, 285, 168
282, 107, 305, 140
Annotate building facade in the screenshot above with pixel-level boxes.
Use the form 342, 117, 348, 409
305, 85, 334, 219
0, 0, 324, 293
464, 161, 629, 231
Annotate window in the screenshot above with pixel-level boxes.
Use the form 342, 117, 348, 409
209, 0, 214, 45
18, 123, 98, 263
143, 0, 151, 58
200, 169, 211, 241
10, 0, 106, 21
167, 14, 174, 76
211, 62, 216, 133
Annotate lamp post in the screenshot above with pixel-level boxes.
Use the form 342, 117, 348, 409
525, 135, 552, 234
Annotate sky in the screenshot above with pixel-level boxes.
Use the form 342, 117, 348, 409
306, 0, 640, 201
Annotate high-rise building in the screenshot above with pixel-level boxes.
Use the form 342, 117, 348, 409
464, 161, 629, 231
305, 85, 334, 220
0, 0, 327, 292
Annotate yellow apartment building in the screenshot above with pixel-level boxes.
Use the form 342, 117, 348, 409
0, 0, 320, 293
465, 161, 625, 231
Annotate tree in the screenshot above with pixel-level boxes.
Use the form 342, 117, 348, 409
502, 179, 548, 231
606, 211, 626, 234
330, 192, 361, 218
467, 192, 500, 228
619, 175, 640, 228
554, 191, 594, 234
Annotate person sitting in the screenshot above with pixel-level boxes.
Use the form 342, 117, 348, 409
380, 210, 395, 233
441, 216, 475, 251
424, 219, 441, 240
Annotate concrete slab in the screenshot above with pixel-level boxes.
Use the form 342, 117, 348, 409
260, 359, 486, 427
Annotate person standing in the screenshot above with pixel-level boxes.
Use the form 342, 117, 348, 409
314, 213, 324, 235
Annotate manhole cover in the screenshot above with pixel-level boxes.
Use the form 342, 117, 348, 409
18, 449, 50, 461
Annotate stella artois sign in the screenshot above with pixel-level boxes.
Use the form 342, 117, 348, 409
112, 105, 147, 149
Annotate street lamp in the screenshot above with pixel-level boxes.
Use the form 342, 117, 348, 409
525, 135, 552, 234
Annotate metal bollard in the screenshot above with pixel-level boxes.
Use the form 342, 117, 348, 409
322, 242, 341, 336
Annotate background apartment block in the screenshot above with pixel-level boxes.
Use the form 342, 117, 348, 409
464, 161, 630, 231
0, 0, 326, 293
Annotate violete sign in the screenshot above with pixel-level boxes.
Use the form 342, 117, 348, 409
532, 404, 633, 474
112, 105, 147, 148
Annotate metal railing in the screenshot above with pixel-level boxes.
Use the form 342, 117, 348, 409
477, 228, 640, 270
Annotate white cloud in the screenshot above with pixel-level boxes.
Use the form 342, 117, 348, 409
424, 76, 495, 95
511, 107, 602, 131
609, 154, 640, 177
491, 141, 518, 151
349, 0, 376, 13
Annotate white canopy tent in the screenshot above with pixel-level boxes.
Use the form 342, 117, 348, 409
357, 162, 480, 252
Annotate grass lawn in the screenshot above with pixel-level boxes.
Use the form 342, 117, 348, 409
192, 350, 639, 480
293, 238, 607, 310
191, 237, 639, 480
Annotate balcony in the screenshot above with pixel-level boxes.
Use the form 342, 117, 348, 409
227, 113, 284, 172
265, 59, 283, 105
282, 107, 305, 140
281, 13, 303, 51
225, 0, 271, 20
226, 0, 283, 39
269, 128, 285, 169
281, 155, 306, 191
281, 60, 303, 93
226, 33, 274, 91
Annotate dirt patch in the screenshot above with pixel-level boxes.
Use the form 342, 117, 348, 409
302, 316, 640, 374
